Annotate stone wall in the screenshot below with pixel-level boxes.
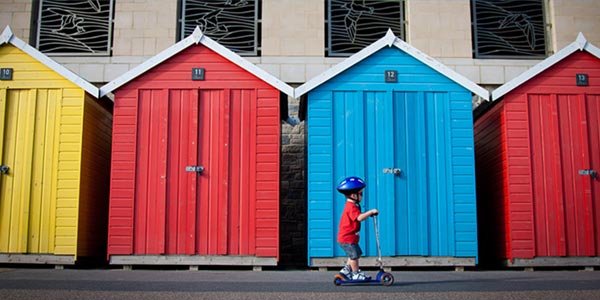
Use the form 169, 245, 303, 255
279, 96, 307, 267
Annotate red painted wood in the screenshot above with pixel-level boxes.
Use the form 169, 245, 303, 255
504, 97, 535, 260
528, 94, 566, 257
107, 44, 280, 260
588, 95, 600, 255
165, 89, 198, 255
197, 89, 213, 255
527, 93, 600, 257
475, 51, 600, 263
187, 89, 199, 255
107, 93, 138, 256
134, 89, 168, 254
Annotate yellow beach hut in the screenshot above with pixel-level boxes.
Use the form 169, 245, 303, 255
0, 26, 112, 266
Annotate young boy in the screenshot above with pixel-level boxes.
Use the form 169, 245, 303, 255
336, 176, 378, 280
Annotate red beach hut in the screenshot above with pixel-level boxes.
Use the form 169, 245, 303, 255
101, 27, 293, 268
474, 33, 600, 268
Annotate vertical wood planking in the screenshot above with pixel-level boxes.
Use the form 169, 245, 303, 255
187, 89, 199, 254
166, 90, 182, 254
135, 89, 168, 254
587, 95, 600, 256
107, 43, 282, 260
197, 89, 211, 255
218, 90, 230, 255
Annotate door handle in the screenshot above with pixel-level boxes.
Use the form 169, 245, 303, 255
579, 169, 597, 180
383, 168, 401, 176
186, 166, 205, 174
0, 165, 8, 174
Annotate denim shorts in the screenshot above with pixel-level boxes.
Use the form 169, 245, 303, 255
339, 243, 363, 260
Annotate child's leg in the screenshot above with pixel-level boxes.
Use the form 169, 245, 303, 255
340, 243, 363, 274
347, 258, 359, 272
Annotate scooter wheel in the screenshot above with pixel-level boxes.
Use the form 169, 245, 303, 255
381, 273, 394, 286
333, 274, 345, 286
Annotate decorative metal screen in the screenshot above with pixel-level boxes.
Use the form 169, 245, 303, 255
472, 0, 546, 58
326, 0, 405, 57
36, 0, 114, 55
181, 0, 260, 56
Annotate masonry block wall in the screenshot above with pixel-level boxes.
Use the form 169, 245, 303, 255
279, 96, 307, 267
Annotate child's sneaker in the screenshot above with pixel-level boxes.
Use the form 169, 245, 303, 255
339, 264, 352, 277
350, 271, 371, 281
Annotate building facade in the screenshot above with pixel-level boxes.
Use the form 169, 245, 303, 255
2, 0, 599, 89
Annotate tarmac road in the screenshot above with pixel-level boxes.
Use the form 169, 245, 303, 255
0, 267, 599, 300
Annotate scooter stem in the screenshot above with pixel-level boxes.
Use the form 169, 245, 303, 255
373, 215, 383, 267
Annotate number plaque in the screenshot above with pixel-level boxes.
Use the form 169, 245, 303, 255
385, 70, 397, 83
192, 68, 205, 81
0, 68, 13, 80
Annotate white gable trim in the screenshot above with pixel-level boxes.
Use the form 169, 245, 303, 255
294, 29, 489, 100
1, 26, 99, 97
492, 33, 599, 101
392, 38, 489, 100
294, 30, 397, 98
100, 27, 293, 98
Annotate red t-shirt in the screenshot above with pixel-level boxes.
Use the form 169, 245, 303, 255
337, 201, 361, 244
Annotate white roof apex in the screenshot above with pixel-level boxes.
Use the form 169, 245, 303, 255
100, 26, 294, 98
1, 26, 13, 44
492, 32, 599, 101
192, 26, 204, 44
294, 28, 489, 100
576, 32, 587, 50
0, 26, 99, 97
384, 28, 396, 47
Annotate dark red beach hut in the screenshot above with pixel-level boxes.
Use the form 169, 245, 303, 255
100, 27, 293, 268
474, 33, 600, 267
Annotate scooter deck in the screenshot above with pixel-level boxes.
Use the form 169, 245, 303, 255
333, 270, 394, 286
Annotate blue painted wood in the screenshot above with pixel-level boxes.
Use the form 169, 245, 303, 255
306, 46, 478, 264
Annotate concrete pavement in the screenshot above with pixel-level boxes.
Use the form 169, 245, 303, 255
0, 267, 599, 299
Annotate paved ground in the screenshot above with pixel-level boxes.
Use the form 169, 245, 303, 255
0, 267, 599, 300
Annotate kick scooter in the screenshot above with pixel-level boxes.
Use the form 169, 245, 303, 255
333, 215, 394, 286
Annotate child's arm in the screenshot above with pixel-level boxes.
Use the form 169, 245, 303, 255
357, 209, 378, 222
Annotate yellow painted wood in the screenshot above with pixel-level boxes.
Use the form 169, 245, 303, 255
0, 44, 84, 257
0, 89, 5, 166
55, 89, 84, 257
47, 90, 61, 254
17, 90, 35, 252
0, 88, 9, 251
0, 42, 112, 262
28, 89, 61, 253
0, 88, 82, 255
0, 90, 34, 253
28, 90, 47, 252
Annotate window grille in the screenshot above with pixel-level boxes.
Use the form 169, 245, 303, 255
326, 0, 405, 57
180, 0, 260, 56
472, 0, 546, 58
35, 0, 114, 55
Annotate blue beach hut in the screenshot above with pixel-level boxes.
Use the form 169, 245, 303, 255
295, 30, 489, 268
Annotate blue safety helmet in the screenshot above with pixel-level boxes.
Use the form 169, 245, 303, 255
336, 176, 366, 195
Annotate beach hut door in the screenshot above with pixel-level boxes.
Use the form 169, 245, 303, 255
0, 89, 61, 254
528, 94, 600, 256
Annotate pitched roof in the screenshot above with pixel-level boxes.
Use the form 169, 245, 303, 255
0, 26, 99, 97
492, 33, 600, 101
294, 29, 489, 100
100, 26, 294, 98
